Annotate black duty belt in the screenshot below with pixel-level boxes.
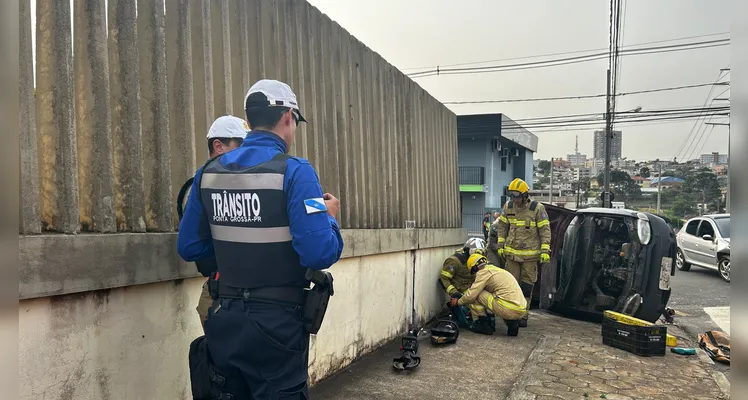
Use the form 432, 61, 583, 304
216, 283, 306, 305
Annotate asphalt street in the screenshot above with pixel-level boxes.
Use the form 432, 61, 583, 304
667, 263, 730, 381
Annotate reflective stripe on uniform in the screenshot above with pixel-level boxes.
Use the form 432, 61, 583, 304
504, 246, 541, 256
441, 270, 454, 279
540, 244, 551, 251
210, 225, 292, 243
487, 294, 527, 313
497, 237, 506, 243
201, 172, 285, 190
499, 215, 509, 223
508, 218, 539, 227
446, 285, 456, 294
537, 219, 550, 228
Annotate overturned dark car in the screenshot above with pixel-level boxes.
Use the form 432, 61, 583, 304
535, 205, 676, 323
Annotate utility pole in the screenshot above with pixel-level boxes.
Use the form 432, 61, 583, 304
549, 158, 554, 204
705, 122, 730, 213
603, 69, 613, 208
656, 159, 661, 215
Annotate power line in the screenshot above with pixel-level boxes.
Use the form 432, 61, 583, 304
444, 81, 727, 104
501, 105, 730, 125
505, 112, 730, 133
526, 115, 722, 134
459, 105, 730, 127
674, 70, 730, 161
408, 39, 729, 78
461, 109, 730, 132
515, 111, 730, 130
692, 125, 718, 159
400, 32, 729, 72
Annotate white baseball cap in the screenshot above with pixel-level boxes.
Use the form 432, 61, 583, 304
244, 79, 307, 123
206, 115, 249, 139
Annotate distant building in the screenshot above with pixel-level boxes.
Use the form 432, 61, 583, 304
631, 176, 651, 188
650, 176, 685, 188
566, 153, 587, 167
593, 130, 622, 160
713, 164, 728, 176
552, 158, 572, 169
700, 152, 728, 165
573, 167, 594, 181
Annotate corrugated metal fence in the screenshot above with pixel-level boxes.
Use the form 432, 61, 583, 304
19, 0, 460, 235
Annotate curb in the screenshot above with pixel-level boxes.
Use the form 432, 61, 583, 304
695, 345, 731, 399
505, 335, 559, 400
669, 323, 730, 399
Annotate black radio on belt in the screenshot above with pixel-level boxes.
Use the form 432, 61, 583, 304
207, 272, 220, 299
302, 269, 335, 335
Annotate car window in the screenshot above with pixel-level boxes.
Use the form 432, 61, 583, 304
714, 218, 730, 238
697, 221, 715, 238
685, 220, 700, 236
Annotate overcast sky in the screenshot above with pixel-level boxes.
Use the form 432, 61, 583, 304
308, 0, 731, 162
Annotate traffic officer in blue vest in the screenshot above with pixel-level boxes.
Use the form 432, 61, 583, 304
177, 79, 345, 399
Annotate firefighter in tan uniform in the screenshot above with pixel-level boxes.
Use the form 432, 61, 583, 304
450, 253, 528, 336
495, 178, 551, 328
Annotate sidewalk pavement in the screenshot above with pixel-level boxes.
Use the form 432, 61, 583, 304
309, 310, 729, 400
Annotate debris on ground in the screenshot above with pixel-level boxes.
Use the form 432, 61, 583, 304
392, 330, 421, 371
699, 330, 730, 365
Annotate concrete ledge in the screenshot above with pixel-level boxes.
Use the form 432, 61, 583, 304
20, 228, 467, 300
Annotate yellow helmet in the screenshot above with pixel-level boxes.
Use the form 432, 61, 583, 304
508, 178, 529, 194
467, 254, 487, 270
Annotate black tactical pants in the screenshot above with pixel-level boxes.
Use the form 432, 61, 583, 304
205, 298, 310, 399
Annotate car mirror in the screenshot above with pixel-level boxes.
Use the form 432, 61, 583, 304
702, 234, 713, 242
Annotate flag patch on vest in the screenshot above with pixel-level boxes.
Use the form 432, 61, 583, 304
304, 198, 327, 214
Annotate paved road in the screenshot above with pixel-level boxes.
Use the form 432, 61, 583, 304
667, 264, 730, 380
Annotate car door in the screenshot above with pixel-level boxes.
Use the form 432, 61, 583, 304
694, 219, 718, 267
679, 219, 701, 263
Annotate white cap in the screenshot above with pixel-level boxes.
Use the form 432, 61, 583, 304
206, 115, 249, 139
244, 79, 307, 122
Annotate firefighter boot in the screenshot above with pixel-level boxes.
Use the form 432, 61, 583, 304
468, 315, 496, 335
519, 282, 534, 328
504, 319, 520, 336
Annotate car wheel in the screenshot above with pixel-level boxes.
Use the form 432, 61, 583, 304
718, 256, 730, 282
675, 249, 691, 271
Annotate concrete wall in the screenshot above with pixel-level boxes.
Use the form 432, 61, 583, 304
19, 239, 461, 399
17, 229, 467, 398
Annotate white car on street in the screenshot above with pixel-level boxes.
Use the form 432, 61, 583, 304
675, 214, 730, 282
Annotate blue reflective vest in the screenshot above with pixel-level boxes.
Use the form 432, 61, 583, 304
177, 132, 344, 287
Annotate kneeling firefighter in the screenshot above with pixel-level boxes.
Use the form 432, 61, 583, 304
178, 80, 345, 399
495, 178, 551, 328
438, 238, 486, 327
449, 254, 528, 336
